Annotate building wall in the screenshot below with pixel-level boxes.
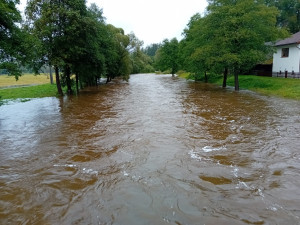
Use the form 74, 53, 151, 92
272, 44, 300, 77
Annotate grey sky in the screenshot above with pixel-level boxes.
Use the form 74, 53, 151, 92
18, 0, 208, 46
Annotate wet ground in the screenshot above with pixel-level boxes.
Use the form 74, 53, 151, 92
1, 74, 300, 224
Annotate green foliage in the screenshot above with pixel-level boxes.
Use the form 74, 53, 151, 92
25, 0, 135, 93
105, 25, 131, 82
264, 0, 300, 33
0, 0, 34, 79
214, 75, 300, 100
72, 3, 108, 87
176, 70, 190, 79
181, 0, 282, 90
207, 0, 280, 70
143, 43, 161, 57
129, 33, 155, 74
155, 38, 180, 75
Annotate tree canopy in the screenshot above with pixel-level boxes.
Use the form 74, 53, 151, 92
24, 0, 144, 94
155, 38, 180, 76
158, 0, 286, 90
0, 0, 34, 79
264, 0, 300, 33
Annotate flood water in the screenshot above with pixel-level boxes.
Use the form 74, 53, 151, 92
1, 74, 300, 224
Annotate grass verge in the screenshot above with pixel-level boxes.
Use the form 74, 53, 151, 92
177, 71, 300, 100
0, 83, 58, 100
217, 75, 300, 100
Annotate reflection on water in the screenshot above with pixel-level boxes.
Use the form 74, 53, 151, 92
1, 74, 300, 224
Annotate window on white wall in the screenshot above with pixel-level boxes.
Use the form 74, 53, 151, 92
281, 48, 289, 57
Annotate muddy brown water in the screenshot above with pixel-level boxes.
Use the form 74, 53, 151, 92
1, 74, 300, 225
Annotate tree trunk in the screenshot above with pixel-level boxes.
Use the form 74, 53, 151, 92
65, 65, 73, 95
234, 71, 239, 91
223, 67, 228, 88
204, 71, 208, 83
106, 76, 112, 84
75, 73, 79, 94
79, 78, 83, 89
55, 66, 63, 96
49, 65, 53, 84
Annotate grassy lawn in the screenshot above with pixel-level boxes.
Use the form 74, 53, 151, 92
0, 73, 59, 102
219, 75, 300, 100
178, 72, 300, 100
0, 73, 53, 87
0, 83, 59, 100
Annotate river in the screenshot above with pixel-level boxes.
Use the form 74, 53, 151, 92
1, 74, 300, 224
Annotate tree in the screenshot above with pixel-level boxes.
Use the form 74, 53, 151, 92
265, 0, 300, 33
203, 0, 281, 90
155, 38, 179, 76
25, 0, 96, 95
128, 32, 154, 74
70, 3, 107, 91
105, 25, 131, 83
26, 0, 67, 95
0, 0, 33, 79
180, 14, 213, 82
143, 43, 161, 57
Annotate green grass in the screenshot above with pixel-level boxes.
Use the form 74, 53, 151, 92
0, 83, 59, 100
176, 70, 191, 79
216, 75, 300, 100
177, 70, 300, 100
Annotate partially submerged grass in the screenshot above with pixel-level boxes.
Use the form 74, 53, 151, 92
176, 70, 190, 79
218, 75, 300, 100
177, 71, 300, 100
0, 83, 58, 100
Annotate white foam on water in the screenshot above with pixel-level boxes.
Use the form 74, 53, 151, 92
202, 146, 227, 153
236, 181, 251, 190
123, 171, 129, 176
233, 167, 239, 177
54, 164, 77, 168
82, 168, 98, 175
188, 150, 202, 161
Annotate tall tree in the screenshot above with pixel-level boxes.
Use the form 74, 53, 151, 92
180, 14, 214, 82
129, 32, 154, 74
143, 43, 161, 57
25, 0, 90, 95
26, 0, 65, 95
265, 0, 300, 33
204, 0, 281, 90
0, 0, 32, 79
72, 3, 107, 90
155, 38, 179, 77
105, 25, 131, 83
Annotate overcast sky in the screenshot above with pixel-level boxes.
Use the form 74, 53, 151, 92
18, 0, 208, 46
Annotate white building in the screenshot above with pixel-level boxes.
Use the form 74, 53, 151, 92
272, 32, 300, 78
